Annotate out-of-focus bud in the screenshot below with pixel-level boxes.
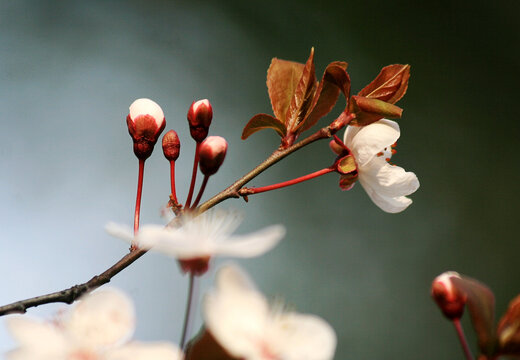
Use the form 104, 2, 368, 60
178, 257, 210, 276
329, 139, 344, 155
162, 130, 180, 162
126, 98, 166, 160
199, 136, 228, 176
431, 271, 467, 320
187, 99, 213, 142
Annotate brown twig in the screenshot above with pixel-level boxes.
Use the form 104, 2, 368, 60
0, 117, 347, 317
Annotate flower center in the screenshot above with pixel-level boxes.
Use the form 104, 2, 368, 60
68, 349, 99, 360
376, 142, 397, 163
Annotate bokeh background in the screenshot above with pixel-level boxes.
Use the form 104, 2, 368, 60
1, 0, 518, 359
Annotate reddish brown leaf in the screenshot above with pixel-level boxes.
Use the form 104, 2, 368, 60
348, 96, 403, 126
497, 295, 520, 355
358, 64, 410, 104
185, 328, 238, 360
452, 275, 497, 356
241, 113, 286, 140
266, 57, 305, 123
285, 48, 317, 136
299, 61, 351, 133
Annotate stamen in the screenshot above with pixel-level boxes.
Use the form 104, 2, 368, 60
377, 151, 384, 157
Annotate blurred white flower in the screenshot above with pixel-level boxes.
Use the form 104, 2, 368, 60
106, 209, 285, 274
203, 264, 337, 360
343, 119, 419, 213
5, 288, 183, 360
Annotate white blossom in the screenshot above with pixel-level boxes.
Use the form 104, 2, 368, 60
106, 209, 285, 260
5, 288, 182, 360
203, 264, 337, 360
343, 119, 419, 213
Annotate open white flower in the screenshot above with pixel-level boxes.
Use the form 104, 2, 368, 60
5, 288, 183, 360
343, 119, 419, 213
203, 264, 337, 360
106, 210, 285, 275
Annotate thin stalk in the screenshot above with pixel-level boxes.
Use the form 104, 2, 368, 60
191, 175, 210, 209
170, 160, 178, 204
453, 318, 474, 360
240, 167, 334, 195
180, 273, 197, 350
185, 142, 201, 208
134, 159, 145, 235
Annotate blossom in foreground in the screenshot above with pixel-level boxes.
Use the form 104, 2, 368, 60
203, 264, 337, 360
5, 288, 182, 360
106, 209, 285, 275
342, 119, 419, 213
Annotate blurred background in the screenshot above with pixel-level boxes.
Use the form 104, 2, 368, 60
0, 0, 518, 358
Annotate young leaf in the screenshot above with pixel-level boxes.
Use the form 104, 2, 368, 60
358, 64, 410, 104
451, 275, 497, 356
348, 96, 403, 126
267, 57, 305, 123
285, 47, 317, 136
497, 295, 520, 356
241, 114, 286, 140
299, 61, 351, 133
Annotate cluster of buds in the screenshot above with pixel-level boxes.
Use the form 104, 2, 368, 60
125, 97, 228, 249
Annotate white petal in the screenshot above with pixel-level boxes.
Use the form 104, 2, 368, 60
64, 288, 135, 349
105, 342, 184, 360
203, 265, 269, 358
6, 317, 68, 355
345, 119, 400, 166
105, 222, 135, 243
212, 225, 285, 258
136, 225, 212, 258
129, 98, 165, 127
359, 178, 415, 213
5, 348, 68, 360
359, 157, 419, 198
270, 313, 337, 360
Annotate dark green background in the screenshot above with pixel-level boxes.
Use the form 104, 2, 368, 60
1, 1, 518, 359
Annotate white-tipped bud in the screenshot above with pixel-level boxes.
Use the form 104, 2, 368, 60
187, 99, 213, 142
199, 136, 228, 176
431, 271, 467, 320
126, 98, 166, 160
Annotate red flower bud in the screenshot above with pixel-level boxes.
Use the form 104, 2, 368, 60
199, 136, 227, 176
126, 98, 166, 160
178, 257, 210, 276
162, 130, 180, 162
431, 271, 467, 320
187, 99, 213, 142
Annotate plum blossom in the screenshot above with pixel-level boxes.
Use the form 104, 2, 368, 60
5, 288, 183, 360
203, 264, 337, 360
106, 209, 285, 274
342, 119, 419, 213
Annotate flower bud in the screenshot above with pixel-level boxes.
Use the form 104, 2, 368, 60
162, 130, 180, 162
199, 136, 228, 176
178, 257, 210, 276
431, 271, 467, 320
187, 99, 213, 142
126, 98, 166, 160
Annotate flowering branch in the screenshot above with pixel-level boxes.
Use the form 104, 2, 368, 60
0, 115, 349, 317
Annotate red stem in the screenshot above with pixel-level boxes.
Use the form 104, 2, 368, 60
170, 160, 177, 203
243, 167, 335, 195
191, 175, 209, 209
453, 318, 474, 360
185, 142, 201, 208
134, 159, 145, 235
